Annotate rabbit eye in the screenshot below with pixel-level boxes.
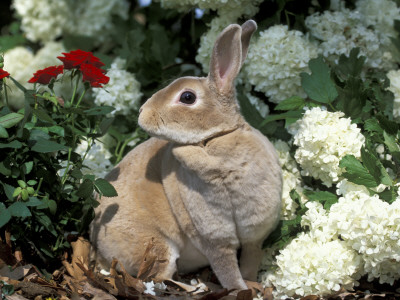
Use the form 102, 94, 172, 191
179, 91, 196, 105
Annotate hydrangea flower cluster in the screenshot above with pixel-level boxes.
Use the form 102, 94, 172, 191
265, 181, 400, 298
12, 0, 69, 43
4, 42, 66, 108
386, 69, 400, 119
243, 25, 319, 103
75, 140, 113, 179
12, 0, 130, 44
264, 232, 361, 299
273, 140, 304, 220
289, 107, 365, 187
92, 58, 143, 116
328, 189, 400, 285
157, 0, 260, 17
305, 1, 398, 70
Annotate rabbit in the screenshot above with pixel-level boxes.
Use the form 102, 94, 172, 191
90, 20, 282, 291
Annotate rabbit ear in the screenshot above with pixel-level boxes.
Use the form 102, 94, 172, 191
209, 24, 242, 94
209, 20, 257, 95
240, 20, 257, 67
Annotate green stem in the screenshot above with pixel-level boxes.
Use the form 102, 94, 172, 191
3, 78, 9, 108
70, 73, 81, 107
75, 88, 87, 108
116, 136, 138, 163
35, 178, 43, 196
61, 148, 73, 185
328, 102, 337, 112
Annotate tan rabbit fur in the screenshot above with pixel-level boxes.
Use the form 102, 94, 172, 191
90, 20, 282, 291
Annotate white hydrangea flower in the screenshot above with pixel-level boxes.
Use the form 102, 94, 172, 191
328, 192, 400, 285
246, 93, 269, 118
12, 0, 70, 43
289, 107, 365, 187
64, 0, 130, 43
305, 8, 396, 70
355, 0, 400, 40
386, 69, 400, 119
13, 0, 130, 44
3, 42, 65, 108
75, 140, 113, 179
157, 0, 260, 16
273, 140, 305, 220
266, 232, 361, 299
336, 179, 369, 197
93, 58, 143, 116
243, 25, 318, 103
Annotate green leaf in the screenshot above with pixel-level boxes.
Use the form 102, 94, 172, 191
18, 180, 27, 188
303, 190, 338, 210
0, 162, 11, 176
339, 155, 379, 188
84, 106, 115, 116
21, 189, 29, 200
48, 200, 57, 215
34, 212, 57, 236
8, 202, 31, 218
260, 110, 303, 127
0, 204, 11, 228
275, 96, 305, 111
0, 125, 8, 138
23, 161, 34, 175
383, 131, 400, 153
12, 187, 22, 198
31, 138, 68, 153
25, 197, 43, 207
335, 48, 365, 79
361, 147, 392, 186
0, 112, 24, 128
300, 56, 338, 104
379, 188, 397, 204
2, 183, 15, 200
48, 126, 65, 137
0, 140, 22, 149
32, 108, 55, 124
77, 179, 94, 198
94, 178, 118, 197
364, 119, 383, 134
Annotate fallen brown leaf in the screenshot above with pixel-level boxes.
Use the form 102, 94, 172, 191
81, 281, 118, 300
4, 294, 29, 300
118, 259, 146, 293
198, 288, 230, 300
15, 281, 57, 298
75, 258, 118, 296
236, 289, 253, 300
0, 242, 17, 267
62, 237, 90, 282
301, 295, 320, 300
0, 264, 33, 280
137, 239, 158, 281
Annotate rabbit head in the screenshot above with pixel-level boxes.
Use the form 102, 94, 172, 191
138, 20, 257, 144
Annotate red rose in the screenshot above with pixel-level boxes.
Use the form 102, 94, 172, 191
0, 68, 10, 80
28, 65, 64, 84
80, 63, 110, 88
57, 49, 105, 70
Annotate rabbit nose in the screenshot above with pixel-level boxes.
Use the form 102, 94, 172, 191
139, 107, 143, 114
